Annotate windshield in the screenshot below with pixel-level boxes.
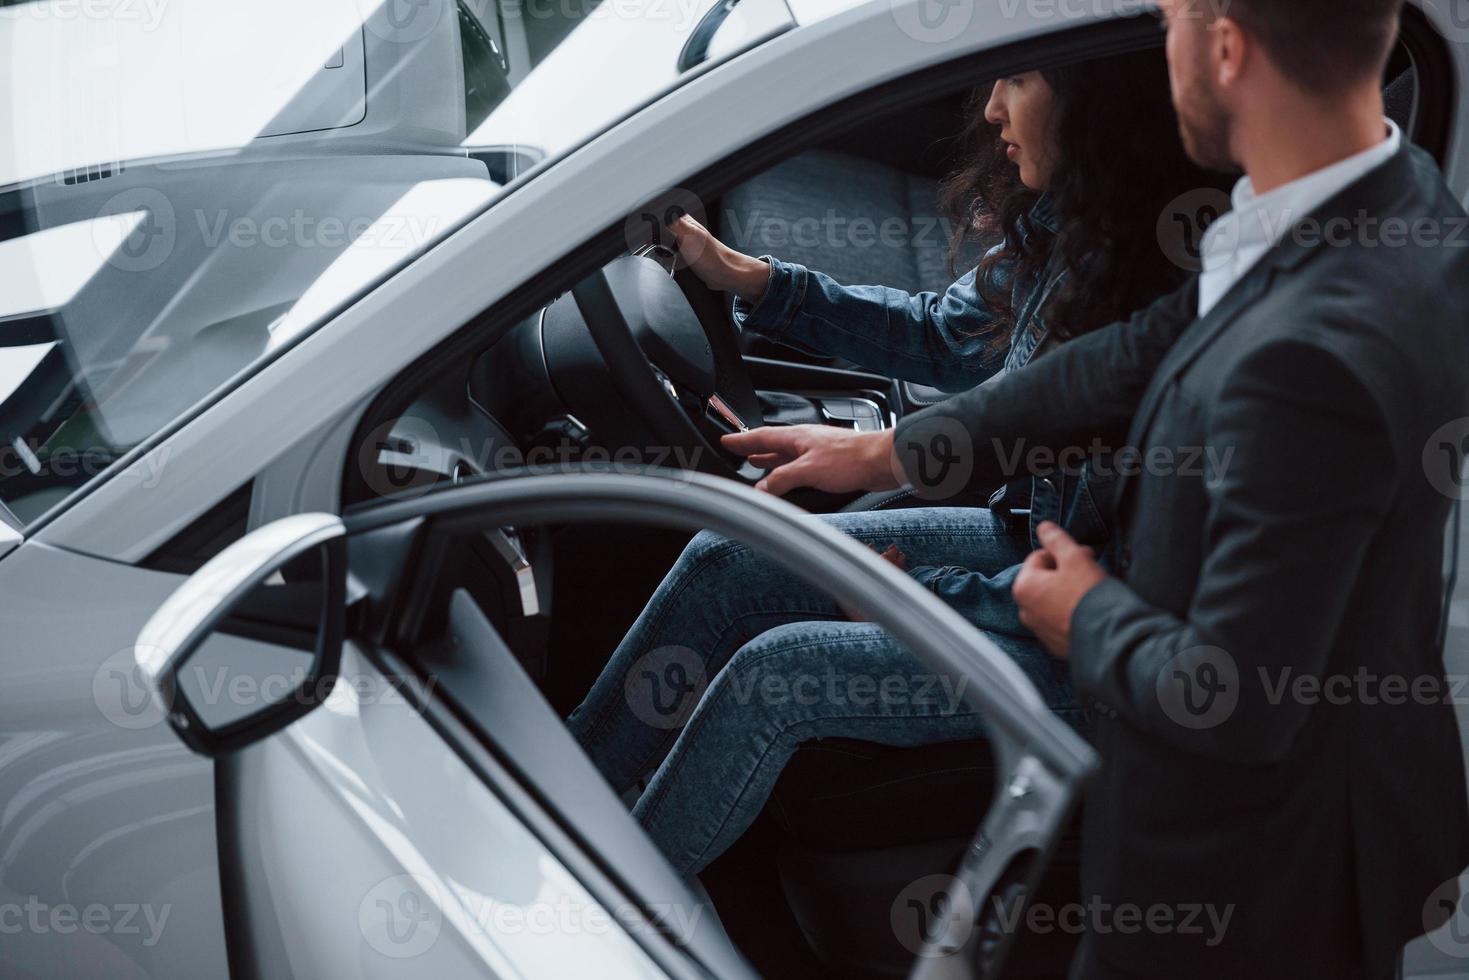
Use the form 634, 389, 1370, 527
0, 0, 793, 527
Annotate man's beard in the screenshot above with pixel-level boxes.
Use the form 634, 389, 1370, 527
1177, 76, 1237, 173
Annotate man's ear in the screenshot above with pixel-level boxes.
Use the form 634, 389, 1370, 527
1211, 16, 1248, 90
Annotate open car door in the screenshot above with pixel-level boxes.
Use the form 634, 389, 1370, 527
133, 468, 1097, 979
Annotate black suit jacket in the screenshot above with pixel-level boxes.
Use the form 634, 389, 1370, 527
896, 143, 1469, 979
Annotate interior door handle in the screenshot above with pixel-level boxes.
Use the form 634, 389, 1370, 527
484, 527, 539, 617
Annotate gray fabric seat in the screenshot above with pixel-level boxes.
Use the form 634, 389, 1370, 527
1385, 66, 1418, 133
720, 149, 978, 417
720, 150, 961, 297
722, 149, 987, 486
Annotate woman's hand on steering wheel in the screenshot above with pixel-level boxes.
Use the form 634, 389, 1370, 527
667, 214, 771, 304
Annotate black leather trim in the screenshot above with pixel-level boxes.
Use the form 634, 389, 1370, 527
840, 488, 920, 513
901, 381, 952, 407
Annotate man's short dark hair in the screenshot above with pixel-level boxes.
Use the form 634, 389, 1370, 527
1216, 0, 1404, 94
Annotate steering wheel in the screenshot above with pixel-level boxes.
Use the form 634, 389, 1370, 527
567, 250, 765, 479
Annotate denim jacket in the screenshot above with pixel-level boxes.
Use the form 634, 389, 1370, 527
732, 195, 1117, 564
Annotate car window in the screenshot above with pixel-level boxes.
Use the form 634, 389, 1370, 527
0, 0, 794, 527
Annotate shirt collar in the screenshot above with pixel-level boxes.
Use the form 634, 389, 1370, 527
1206, 118, 1402, 260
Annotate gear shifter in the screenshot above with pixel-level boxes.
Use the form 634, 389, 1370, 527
755, 390, 824, 426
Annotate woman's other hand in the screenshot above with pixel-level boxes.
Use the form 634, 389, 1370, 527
841, 545, 909, 622
874, 544, 908, 570
667, 214, 771, 304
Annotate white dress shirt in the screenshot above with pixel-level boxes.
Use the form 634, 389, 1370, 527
1197, 119, 1402, 317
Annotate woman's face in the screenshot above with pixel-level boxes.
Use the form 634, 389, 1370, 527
985, 71, 1059, 191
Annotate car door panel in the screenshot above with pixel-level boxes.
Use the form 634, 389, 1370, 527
403, 588, 750, 973
221, 641, 674, 980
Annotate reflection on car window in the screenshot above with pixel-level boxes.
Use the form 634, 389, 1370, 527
460, 1, 512, 132
0, 0, 792, 526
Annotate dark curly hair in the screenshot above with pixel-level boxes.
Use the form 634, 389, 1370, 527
940, 47, 1226, 349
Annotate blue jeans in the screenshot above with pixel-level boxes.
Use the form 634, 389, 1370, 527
566, 507, 1087, 876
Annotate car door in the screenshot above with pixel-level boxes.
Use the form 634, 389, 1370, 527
135, 469, 1098, 979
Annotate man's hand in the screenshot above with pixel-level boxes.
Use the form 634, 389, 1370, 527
1013, 522, 1108, 659
721, 425, 902, 496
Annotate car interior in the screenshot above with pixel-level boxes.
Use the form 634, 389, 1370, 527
105, 8, 1451, 978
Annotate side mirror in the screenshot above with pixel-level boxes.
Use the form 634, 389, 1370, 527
135, 513, 348, 756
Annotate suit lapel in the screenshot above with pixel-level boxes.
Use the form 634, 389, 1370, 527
1109, 141, 1424, 516
1112, 263, 1278, 509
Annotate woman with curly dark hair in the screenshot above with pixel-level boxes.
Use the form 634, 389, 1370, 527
566, 48, 1223, 877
